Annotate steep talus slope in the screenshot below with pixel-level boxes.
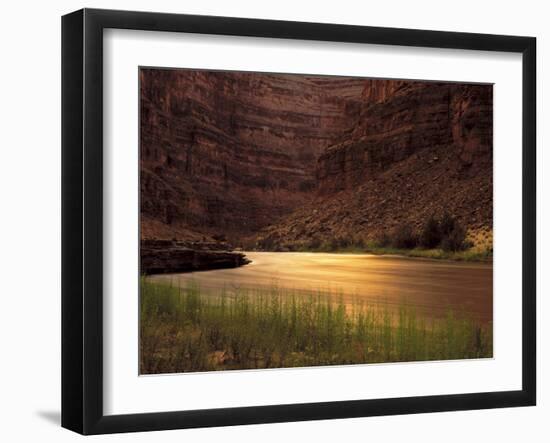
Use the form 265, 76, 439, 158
257, 80, 493, 249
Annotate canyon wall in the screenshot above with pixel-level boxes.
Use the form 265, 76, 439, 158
140, 69, 365, 242
140, 69, 492, 249
316, 80, 492, 194
258, 80, 493, 249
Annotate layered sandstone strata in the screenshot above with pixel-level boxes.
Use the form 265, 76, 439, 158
257, 80, 493, 248
140, 69, 365, 243
316, 81, 492, 194
140, 240, 250, 275
140, 69, 493, 252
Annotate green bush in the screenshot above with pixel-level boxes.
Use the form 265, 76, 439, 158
391, 223, 418, 249
353, 236, 366, 249
420, 215, 441, 249
257, 235, 275, 250
329, 237, 340, 251
375, 231, 391, 247
418, 212, 469, 252
441, 222, 468, 252
439, 212, 456, 238
308, 236, 322, 250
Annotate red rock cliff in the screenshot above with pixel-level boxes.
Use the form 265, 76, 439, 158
140, 69, 492, 248
316, 80, 492, 194
140, 69, 365, 242
257, 79, 493, 248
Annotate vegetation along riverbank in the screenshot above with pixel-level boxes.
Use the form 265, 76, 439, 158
140, 279, 492, 374
255, 213, 493, 262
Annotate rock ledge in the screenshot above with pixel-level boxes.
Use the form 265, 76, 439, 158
141, 239, 250, 275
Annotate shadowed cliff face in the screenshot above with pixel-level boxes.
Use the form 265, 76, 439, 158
140, 69, 366, 241
317, 81, 492, 194
140, 69, 492, 248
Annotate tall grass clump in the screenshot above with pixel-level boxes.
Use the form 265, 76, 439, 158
140, 279, 492, 374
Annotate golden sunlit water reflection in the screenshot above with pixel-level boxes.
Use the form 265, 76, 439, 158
149, 252, 493, 324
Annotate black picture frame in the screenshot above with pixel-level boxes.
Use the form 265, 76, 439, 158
62, 8, 536, 435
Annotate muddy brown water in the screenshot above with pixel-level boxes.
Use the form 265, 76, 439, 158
149, 252, 493, 324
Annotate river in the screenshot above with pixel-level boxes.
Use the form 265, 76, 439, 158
149, 252, 493, 323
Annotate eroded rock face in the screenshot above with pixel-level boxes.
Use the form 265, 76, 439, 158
140, 69, 365, 243
257, 80, 493, 248
316, 81, 492, 194
140, 70, 493, 250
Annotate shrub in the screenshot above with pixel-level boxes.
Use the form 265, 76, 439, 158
374, 231, 391, 247
353, 237, 366, 249
420, 215, 441, 249
439, 212, 457, 238
308, 236, 322, 250
391, 223, 418, 249
257, 236, 275, 250
418, 212, 470, 252
440, 222, 468, 252
337, 237, 351, 249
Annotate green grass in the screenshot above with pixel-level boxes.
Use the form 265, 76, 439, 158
361, 245, 493, 262
288, 235, 492, 262
140, 279, 492, 374
292, 243, 492, 262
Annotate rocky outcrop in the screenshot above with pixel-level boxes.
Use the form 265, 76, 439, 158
141, 240, 250, 275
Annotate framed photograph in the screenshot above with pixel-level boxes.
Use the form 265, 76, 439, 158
62, 8, 536, 435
